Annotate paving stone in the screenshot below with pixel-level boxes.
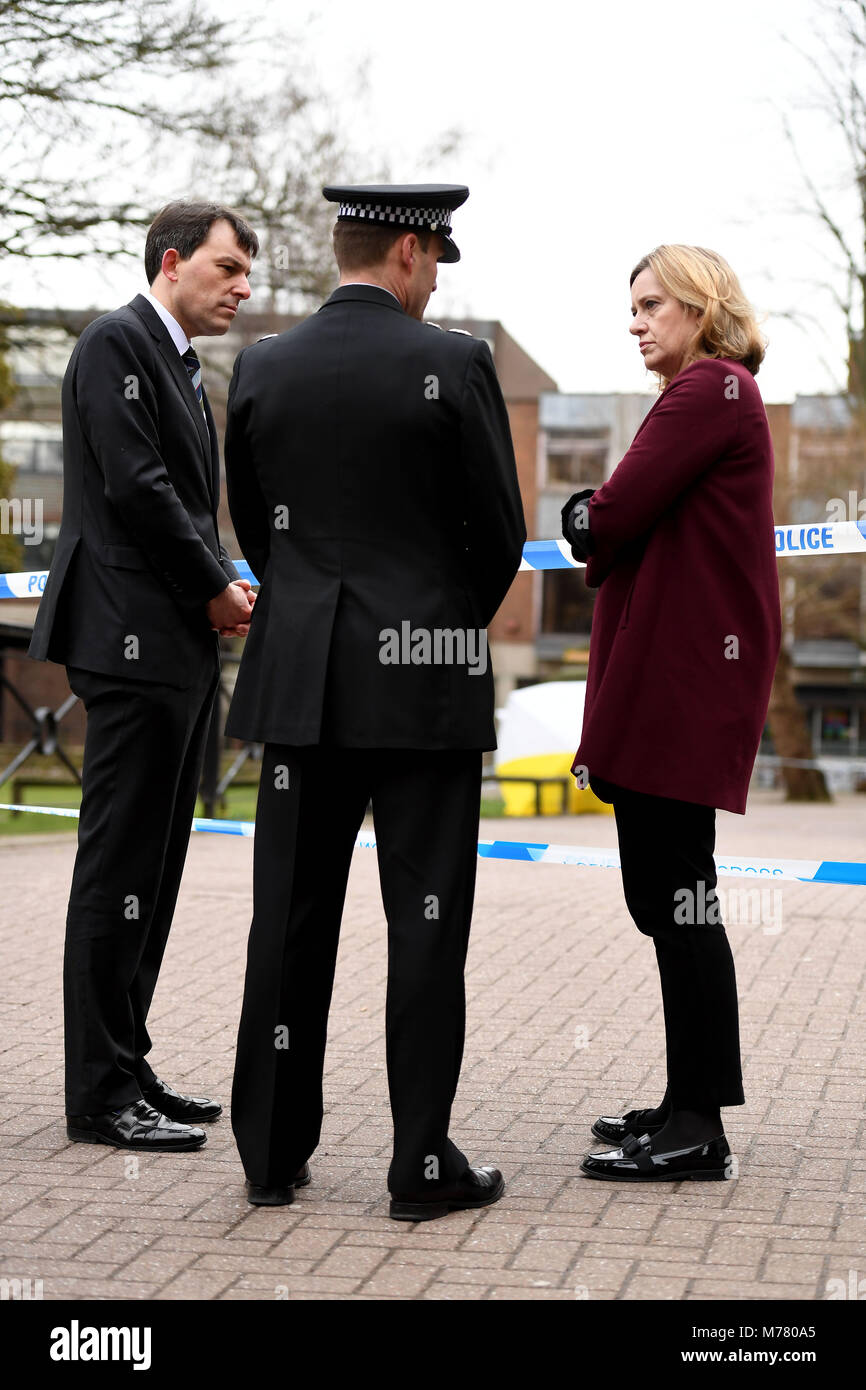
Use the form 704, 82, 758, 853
2, 794, 864, 1301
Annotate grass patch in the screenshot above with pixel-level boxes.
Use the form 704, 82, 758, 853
0, 782, 83, 836
0, 781, 508, 836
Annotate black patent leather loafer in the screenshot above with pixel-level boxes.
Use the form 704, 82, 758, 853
591, 1108, 666, 1145
390, 1164, 505, 1222
581, 1132, 732, 1182
67, 1099, 207, 1151
142, 1077, 222, 1122
245, 1163, 311, 1206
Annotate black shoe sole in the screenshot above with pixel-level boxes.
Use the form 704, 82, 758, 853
246, 1186, 296, 1206
66, 1126, 206, 1152
580, 1163, 728, 1182
390, 1175, 505, 1222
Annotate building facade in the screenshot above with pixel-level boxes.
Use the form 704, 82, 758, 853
3, 306, 864, 774
0, 306, 555, 743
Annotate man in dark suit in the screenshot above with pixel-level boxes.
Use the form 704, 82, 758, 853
29, 201, 259, 1151
226, 183, 526, 1218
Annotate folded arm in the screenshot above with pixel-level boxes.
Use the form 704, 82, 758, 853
585, 360, 741, 584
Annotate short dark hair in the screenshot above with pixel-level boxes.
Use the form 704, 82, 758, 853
145, 201, 259, 284
332, 221, 432, 272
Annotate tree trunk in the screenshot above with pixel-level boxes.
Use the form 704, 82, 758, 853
766, 646, 832, 801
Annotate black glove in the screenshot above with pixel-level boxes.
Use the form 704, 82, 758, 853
561, 488, 596, 561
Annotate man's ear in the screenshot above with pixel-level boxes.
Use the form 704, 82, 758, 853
400, 232, 421, 267
161, 247, 181, 283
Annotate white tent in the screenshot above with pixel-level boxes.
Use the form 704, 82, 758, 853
495, 680, 586, 767
492, 680, 610, 815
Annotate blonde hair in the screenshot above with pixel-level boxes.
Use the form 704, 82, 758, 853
630, 244, 766, 386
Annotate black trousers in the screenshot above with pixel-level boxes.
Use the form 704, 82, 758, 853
591, 777, 745, 1110
231, 746, 482, 1193
64, 658, 219, 1115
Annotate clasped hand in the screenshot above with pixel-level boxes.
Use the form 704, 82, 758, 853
206, 579, 256, 637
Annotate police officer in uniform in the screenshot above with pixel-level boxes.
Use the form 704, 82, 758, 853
225, 183, 526, 1218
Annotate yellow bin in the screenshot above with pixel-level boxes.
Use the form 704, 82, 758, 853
496, 753, 613, 816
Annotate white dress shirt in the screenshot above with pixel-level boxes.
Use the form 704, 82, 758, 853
144, 291, 191, 355
143, 291, 209, 437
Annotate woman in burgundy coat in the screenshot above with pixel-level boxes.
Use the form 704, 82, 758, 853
562, 245, 781, 1182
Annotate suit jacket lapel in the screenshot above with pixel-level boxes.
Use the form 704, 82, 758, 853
128, 295, 212, 482
202, 386, 219, 513
156, 335, 212, 471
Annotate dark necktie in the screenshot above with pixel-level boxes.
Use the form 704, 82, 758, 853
182, 345, 206, 418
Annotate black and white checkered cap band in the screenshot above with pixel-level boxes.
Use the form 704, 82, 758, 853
338, 202, 452, 233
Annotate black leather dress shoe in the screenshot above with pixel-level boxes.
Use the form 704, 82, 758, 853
142, 1078, 222, 1122
67, 1099, 207, 1151
581, 1132, 731, 1182
390, 1164, 505, 1222
245, 1163, 311, 1206
591, 1108, 666, 1146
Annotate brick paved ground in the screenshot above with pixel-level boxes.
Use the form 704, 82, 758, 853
1, 789, 864, 1301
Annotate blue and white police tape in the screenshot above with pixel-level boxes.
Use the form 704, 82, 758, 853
4, 521, 866, 598
0, 561, 258, 600
2, 802, 864, 885
517, 521, 866, 571
0, 568, 51, 599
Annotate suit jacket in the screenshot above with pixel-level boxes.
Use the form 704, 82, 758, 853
28, 294, 239, 687
224, 283, 526, 748
573, 357, 782, 814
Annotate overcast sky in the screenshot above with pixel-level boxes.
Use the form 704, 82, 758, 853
9, 0, 857, 403
278, 0, 853, 403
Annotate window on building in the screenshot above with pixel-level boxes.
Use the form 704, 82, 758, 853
2, 437, 63, 474
795, 564, 861, 642
545, 431, 608, 489
541, 569, 596, 636
816, 705, 857, 753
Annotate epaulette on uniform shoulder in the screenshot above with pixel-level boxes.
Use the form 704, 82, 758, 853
448, 328, 473, 336
256, 334, 278, 343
